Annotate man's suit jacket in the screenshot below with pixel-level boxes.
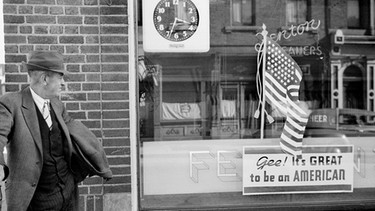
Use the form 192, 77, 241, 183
0, 86, 112, 210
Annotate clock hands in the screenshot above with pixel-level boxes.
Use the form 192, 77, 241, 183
175, 17, 191, 24
168, 17, 194, 38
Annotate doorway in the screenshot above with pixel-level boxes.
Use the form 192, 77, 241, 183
342, 64, 365, 109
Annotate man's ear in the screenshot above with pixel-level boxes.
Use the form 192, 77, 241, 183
40, 72, 48, 85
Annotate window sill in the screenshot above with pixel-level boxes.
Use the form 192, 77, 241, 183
223, 25, 261, 33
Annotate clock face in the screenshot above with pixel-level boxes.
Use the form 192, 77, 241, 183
153, 0, 199, 42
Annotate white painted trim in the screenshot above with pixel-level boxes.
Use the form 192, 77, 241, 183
128, 0, 139, 210
0, 0, 5, 95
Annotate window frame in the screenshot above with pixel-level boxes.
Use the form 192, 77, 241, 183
230, 0, 256, 26
285, 0, 310, 26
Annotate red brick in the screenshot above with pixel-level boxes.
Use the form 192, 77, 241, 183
103, 184, 130, 194
65, 7, 79, 15
102, 110, 129, 119
50, 6, 64, 15
81, 45, 100, 53
101, 83, 128, 91
65, 73, 86, 82
66, 45, 80, 53
100, 0, 126, 6
5, 74, 28, 83
50, 45, 65, 53
101, 55, 128, 63
86, 55, 100, 63
102, 92, 128, 100
100, 36, 127, 44
84, 16, 99, 24
80, 26, 99, 34
82, 64, 100, 72
34, 26, 48, 34
86, 195, 95, 211
28, 0, 55, 4
68, 111, 87, 119
35, 6, 49, 14
20, 26, 32, 34
103, 120, 129, 128
110, 166, 130, 175
4, 15, 24, 23
102, 73, 128, 82
35, 45, 50, 51
81, 7, 99, 15
64, 54, 85, 63
101, 45, 127, 53
81, 101, 101, 109
3, 5, 17, 14
57, 0, 83, 5
100, 26, 127, 34
78, 186, 89, 194
66, 64, 80, 72
102, 101, 128, 110
100, 7, 126, 15
50, 26, 64, 34
107, 157, 130, 166
26, 15, 56, 24
5, 45, 18, 53
5, 55, 27, 63
5, 84, 21, 92
65, 102, 80, 110
28, 36, 57, 44
19, 45, 34, 53
101, 64, 128, 72
84, 0, 98, 6
64, 26, 79, 34
95, 195, 103, 211
87, 93, 100, 101
89, 186, 103, 195
66, 83, 82, 92
59, 36, 84, 44
82, 83, 101, 91
58, 16, 83, 24
100, 16, 127, 25
102, 138, 130, 147
87, 110, 101, 118
105, 175, 131, 184
4, 0, 25, 4
4, 64, 19, 73
19, 6, 33, 14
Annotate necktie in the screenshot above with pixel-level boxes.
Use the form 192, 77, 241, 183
42, 101, 52, 130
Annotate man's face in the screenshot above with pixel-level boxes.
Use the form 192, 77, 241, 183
44, 72, 65, 98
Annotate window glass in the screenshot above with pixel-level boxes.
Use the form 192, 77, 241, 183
286, 0, 307, 25
347, 0, 360, 28
138, 0, 375, 209
232, 0, 254, 26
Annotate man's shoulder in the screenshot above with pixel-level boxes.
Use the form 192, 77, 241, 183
0, 90, 23, 104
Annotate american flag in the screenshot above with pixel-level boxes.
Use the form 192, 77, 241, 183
264, 39, 309, 158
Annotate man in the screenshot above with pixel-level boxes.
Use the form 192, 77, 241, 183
0, 51, 112, 210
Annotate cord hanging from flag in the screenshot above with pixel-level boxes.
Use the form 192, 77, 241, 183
255, 25, 309, 158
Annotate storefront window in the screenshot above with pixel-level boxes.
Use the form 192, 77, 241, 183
138, 0, 375, 209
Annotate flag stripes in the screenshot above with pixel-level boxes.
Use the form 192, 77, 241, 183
263, 39, 309, 157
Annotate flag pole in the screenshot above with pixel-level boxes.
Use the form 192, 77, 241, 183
260, 24, 268, 140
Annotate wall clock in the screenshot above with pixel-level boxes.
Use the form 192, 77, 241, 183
143, 0, 210, 53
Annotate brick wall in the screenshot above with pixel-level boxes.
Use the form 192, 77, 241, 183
3, 0, 130, 210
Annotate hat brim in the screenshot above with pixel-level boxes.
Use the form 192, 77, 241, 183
23, 62, 69, 75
